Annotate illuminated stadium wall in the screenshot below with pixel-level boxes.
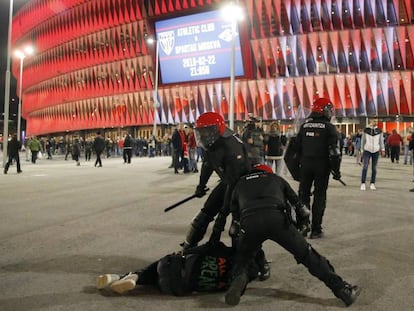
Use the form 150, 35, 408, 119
11, 0, 414, 136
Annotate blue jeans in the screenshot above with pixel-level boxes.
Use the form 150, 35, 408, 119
361, 151, 379, 184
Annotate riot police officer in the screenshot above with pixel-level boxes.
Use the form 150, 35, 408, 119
224, 164, 360, 307
182, 112, 251, 249
296, 98, 341, 239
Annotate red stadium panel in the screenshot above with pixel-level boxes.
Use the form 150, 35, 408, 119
9, 0, 414, 136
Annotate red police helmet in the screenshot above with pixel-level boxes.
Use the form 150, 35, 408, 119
311, 97, 334, 119
194, 112, 227, 150
254, 164, 274, 174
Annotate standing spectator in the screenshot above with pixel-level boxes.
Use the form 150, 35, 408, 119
58, 136, 65, 155
353, 129, 363, 165
148, 135, 156, 157
337, 126, 345, 156
117, 137, 124, 157
347, 135, 354, 156
123, 133, 133, 163
84, 138, 93, 161
196, 145, 203, 162
360, 120, 385, 191
296, 98, 341, 239
142, 138, 148, 157
105, 137, 113, 158
72, 138, 81, 166
28, 136, 42, 164
24, 138, 31, 162
4, 134, 22, 174
93, 131, 105, 167
242, 115, 265, 165
45, 138, 53, 159
387, 129, 403, 163
403, 128, 413, 165
186, 125, 198, 172
264, 121, 286, 175
135, 136, 144, 157
64, 139, 72, 160
181, 125, 190, 172
171, 124, 183, 174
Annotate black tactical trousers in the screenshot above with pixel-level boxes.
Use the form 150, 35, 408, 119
231, 209, 345, 293
298, 158, 330, 232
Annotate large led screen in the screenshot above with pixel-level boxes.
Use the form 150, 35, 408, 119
154, 10, 245, 84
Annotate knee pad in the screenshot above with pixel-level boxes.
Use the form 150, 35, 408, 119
185, 211, 213, 246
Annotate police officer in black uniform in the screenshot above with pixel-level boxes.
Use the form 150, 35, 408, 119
182, 112, 251, 249
296, 98, 341, 239
224, 164, 360, 307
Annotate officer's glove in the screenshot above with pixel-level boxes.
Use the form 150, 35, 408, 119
194, 185, 207, 198
295, 202, 310, 219
332, 171, 342, 181
295, 203, 311, 237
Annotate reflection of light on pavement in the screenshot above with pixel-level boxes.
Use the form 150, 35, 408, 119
33, 174, 47, 177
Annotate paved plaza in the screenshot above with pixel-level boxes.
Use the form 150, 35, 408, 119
0, 153, 413, 311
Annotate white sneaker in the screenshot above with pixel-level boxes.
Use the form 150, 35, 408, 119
370, 183, 376, 191
96, 274, 120, 289
110, 273, 138, 294
360, 183, 366, 191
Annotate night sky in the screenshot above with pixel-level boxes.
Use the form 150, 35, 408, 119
0, 0, 28, 117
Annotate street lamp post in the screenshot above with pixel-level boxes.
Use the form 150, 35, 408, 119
14, 46, 34, 142
153, 39, 160, 137
2, 0, 14, 168
222, 1, 243, 130
146, 36, 160, 137
17, 57, 24, 142
229, 17, 236, 130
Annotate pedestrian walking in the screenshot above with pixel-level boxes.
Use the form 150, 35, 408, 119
93, 131, 105, 167
387, 129, 403, 163
72, 138, 81, 166
28, 136, 42, 164
4, 134, 22, 174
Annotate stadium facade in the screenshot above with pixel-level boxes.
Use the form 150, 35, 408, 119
11, 0, 414, 137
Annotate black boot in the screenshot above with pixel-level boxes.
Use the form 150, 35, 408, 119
254, 248, 271, 281
258, 261, 271, 281
334, 283, 361, 307
225, 273, 248, 306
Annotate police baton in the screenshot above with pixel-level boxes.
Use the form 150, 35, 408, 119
337, 178, 347, 186
331, 171, 347, 186
164, 188, 209, 212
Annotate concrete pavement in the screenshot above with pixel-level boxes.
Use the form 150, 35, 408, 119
0, 153, 413, 310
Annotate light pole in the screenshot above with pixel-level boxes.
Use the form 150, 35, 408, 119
222, 1, 243, 130
146, 36, 160, 137
14, 46, 34, 142
2, 0, 14, 168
